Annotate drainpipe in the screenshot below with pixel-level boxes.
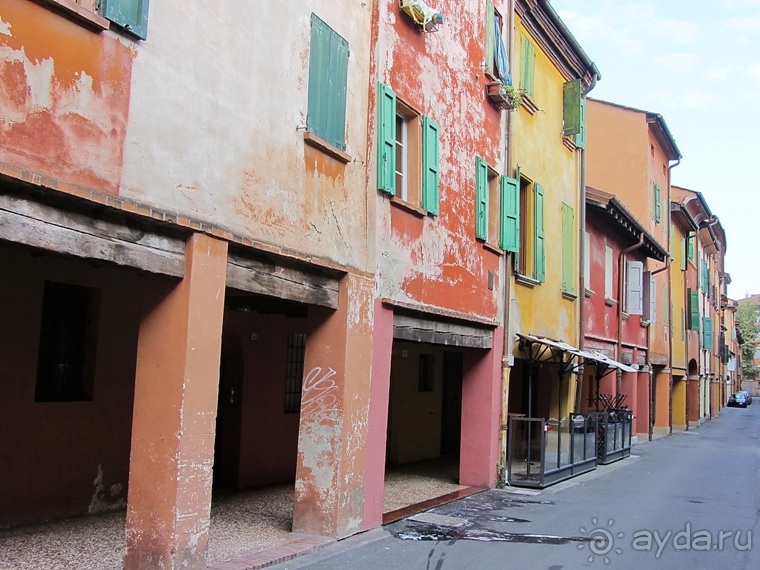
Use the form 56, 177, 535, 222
665, 157, 680, 432
575, 73, 599, 414
649, 256, 671, 438
499, 0, 517, 472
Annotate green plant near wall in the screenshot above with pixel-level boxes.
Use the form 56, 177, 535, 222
737, 302, 760, 380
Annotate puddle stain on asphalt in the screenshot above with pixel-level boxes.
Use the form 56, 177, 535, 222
395, 523, 592, 545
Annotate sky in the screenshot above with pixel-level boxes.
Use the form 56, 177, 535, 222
551, 0, 760, 300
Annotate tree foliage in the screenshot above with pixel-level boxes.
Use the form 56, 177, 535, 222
736, 302, 760, 380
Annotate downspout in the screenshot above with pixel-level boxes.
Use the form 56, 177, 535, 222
499, 0, 517, 473
649, 256, 671, 439
666, 157, 680, 432
575, 72, 599, 414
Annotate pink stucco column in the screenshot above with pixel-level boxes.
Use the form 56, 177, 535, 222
459, 327, 503, 488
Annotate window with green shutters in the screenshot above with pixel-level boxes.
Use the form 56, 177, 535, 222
101, 0, 150, 39
520, 33, 535, 99
703, 316, 713, 351
421, 116, 440, 215
377, 84, 440, 215
500, 175, 519, 253
308, 15, 349, 151
687, 235, 695, 260
561, 203, 574, 292
687, 288, 700, 331
562, 79, 582, 137
680, 236, 687, 271
654, 183, 662, 223
534, 183, 545, 282
475, 157, 488, 240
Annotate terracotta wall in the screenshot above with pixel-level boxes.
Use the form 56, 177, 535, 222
371, 0, 505, 320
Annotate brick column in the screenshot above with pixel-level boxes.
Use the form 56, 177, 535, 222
124, 233, 228, 569
292, 273, 374, 538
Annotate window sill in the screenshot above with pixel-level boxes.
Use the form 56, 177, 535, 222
561, 290, 578, 301
521, 95, 539, 115
604, 297, 618, 307
35, 0, 110, 30
390, 197, 427, 218
515, 273, 540, 288
303, 132, 351, 163
585, 288, 595, 298
483, 242, 503, 255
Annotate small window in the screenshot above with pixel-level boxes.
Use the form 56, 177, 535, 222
487, 166, 501, 247
36, 282, 99, 402
418, 354, 434, 392
284, 333, 306, 413
308, 14, 349, 151
378, 84, 439, 214
485, 1, 511, 85
101, 0, 150, 40
516, 175, 532, 276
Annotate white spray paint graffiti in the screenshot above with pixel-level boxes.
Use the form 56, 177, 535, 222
301, 367, 339, 425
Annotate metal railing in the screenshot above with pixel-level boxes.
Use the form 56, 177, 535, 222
507, 414, 597, 488
588, 410, 633, 465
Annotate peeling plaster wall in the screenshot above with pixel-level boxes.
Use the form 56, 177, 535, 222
510, 15, 581, 345
119, 1, 372, 271
370, 0, 505, 321
0, 0, 133, 195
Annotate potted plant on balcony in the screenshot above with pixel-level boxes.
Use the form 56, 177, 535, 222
486, 81, 523, 111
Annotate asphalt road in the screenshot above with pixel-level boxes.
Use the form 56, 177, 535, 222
276, 403, 760, 569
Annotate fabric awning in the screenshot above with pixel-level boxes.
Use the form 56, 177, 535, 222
517, 333, 638, 373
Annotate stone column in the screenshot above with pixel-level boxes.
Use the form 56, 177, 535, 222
124, 233, 228, 569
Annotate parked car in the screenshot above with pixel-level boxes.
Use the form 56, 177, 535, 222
728, 392, 750, 408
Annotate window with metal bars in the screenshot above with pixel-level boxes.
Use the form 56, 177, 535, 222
284, 333, 306, 413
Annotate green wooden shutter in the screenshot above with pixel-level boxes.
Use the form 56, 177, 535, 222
688, 288, 699, 331
476, 157, 488, 240
377, 83, 396, 195
704, 317, 712, 350
575, 97, 586, 149
513, 166, 521, 272
562, 79, 582, 136
680, 237, 687, 271
561, 203, 574, 291
326, 33, 349, 150
422, 116, 440, 215
485, 1, 495, 76
654, 184, 662, 223
500, 175, 519, 252
520, 34, 535, 99
534, 183, 545, 282
687, 235, 695, 259
101, 0, 150, 39
308, 15, 348, 150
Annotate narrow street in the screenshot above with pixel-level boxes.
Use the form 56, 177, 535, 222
277, 406, 760, 569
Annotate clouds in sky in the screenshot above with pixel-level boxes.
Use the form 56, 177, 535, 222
552, 0, 760, 297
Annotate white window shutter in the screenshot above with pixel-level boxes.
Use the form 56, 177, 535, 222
643, 272, 656, 322
605, 246, 614, 299
626, 261, 644, 315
